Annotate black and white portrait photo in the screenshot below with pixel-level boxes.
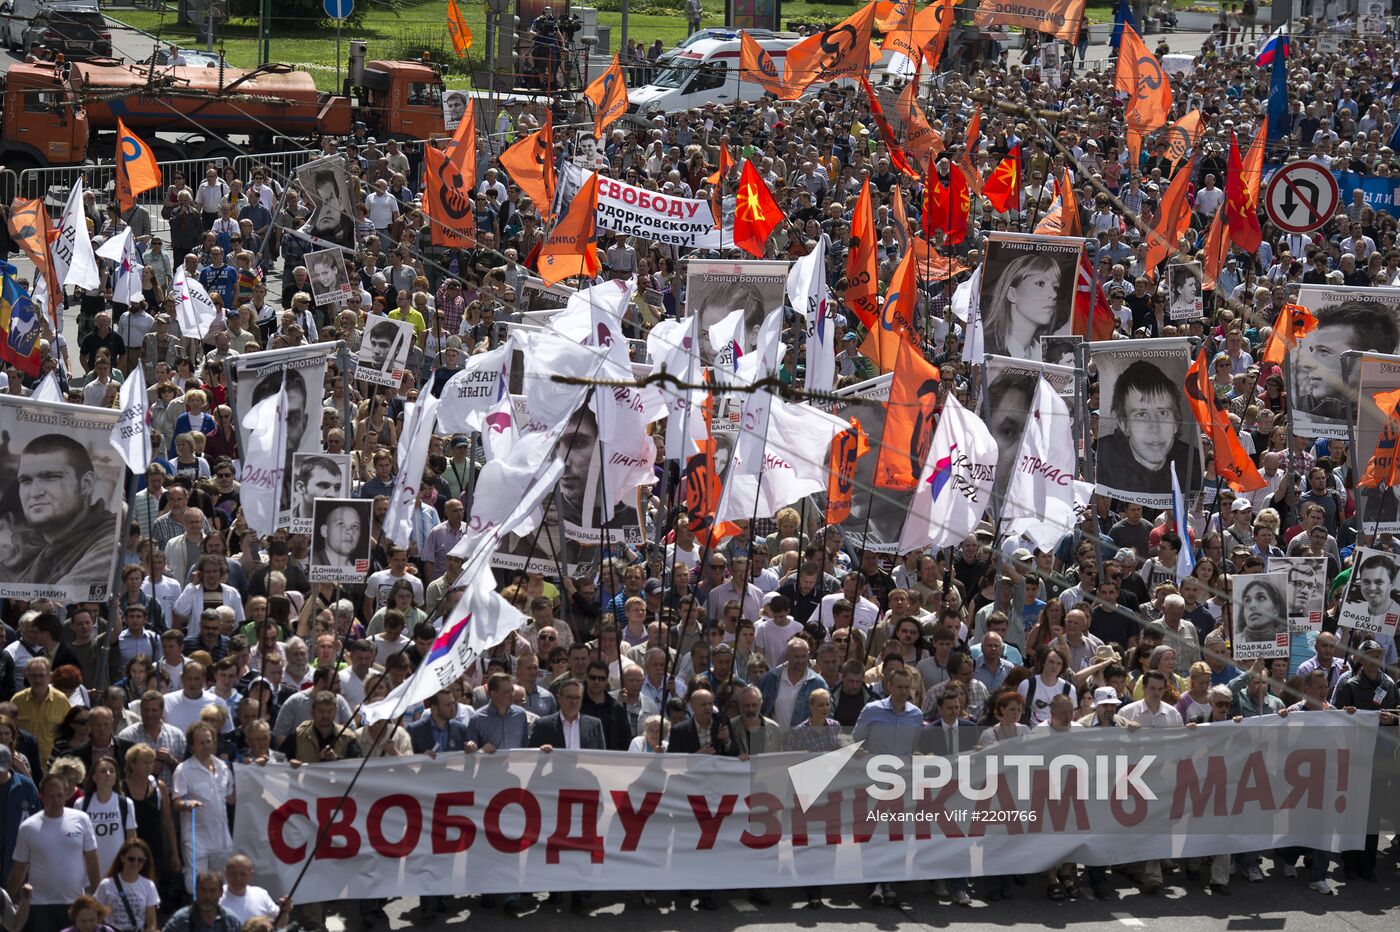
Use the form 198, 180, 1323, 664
309, 498, 372, 583
1339, 546, 1400, 638
305, 247, 354, 308
1166, 262, 1203, 323
1291, 286, 1400, 440
0, 396, 124, 602
290, 452, 351, 535
1352, 352, 1400, 533
1270, 555, 1326, 634
356, 314, 415, 388
1037, 334, 1082, 373
233, 345, 331, 526
978, 233, 1081, 362
1231, 571, 1289, 660
685, 259, 789, 366
555, 402, 645, 545
831, 375, 912, 553
442, 90, 469, 132
1091, 338, 1201, 508
984, 355, 1076, 510
295, 157, 355, 249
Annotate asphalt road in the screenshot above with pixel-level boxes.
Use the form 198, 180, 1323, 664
317, 858, 1400, 932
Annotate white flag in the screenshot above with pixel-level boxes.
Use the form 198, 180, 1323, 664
898, 393, 998, 552
172, 264, 219, 342
109, 365, 150, 474
454, 431, 566, 559
31, 371, 64, 404
708, 306, 749, 378
54, 179, 100, 291
436, 342, 511, 436
733, 306, 786, 477
717, 397, 849, 523
518, 329, 606, 426
655, 314, 708, 460
951, 265, 980, 324
1002, 376, 1078, 554
239, 379, 288, 536
956, 267, 984, 365
361, 569, 528, 723
383, 393, 441, 547
789, 238, 835, 395
96, 228, 143, 307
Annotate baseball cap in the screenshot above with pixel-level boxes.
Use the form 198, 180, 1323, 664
1359, 640, 1384, 655
842, 332, 859, 342
451, 434, 471, 448
1231, 498, 1253, 512
643, 578, 664, 596
1093, 687, 1121, 707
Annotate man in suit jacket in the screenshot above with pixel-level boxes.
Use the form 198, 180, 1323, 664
666, 687, 738, 756
919, 686, 979, 755
407, 690, 472, 755
527, 679, 605, 751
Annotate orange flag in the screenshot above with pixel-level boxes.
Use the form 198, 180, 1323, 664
1073, 247, 1116, 341
958, 106, 984, 195
1359, 387, 1400, 490
846, 178, 879, 328
1201, 207, 1231, 292
8, 197, 58, 322
586, 54, 629, 139
1184, 348, 1267, 493
1115, 24, 1172, 137
1059, 170, 1080, 237
1226, 123, 1267, 254
875, 338, 941, 490
424, 144, 474, 248
783, 2, 876, 94
861, 77, 918, 179
891, 183, 911, 255
1143, 154, 1196, 276
731, 159, 784, 258
873, 0, 912, 30
910, 238, 969, 282
740, 31, 800, 99
446, 0, 473, 56
443, 95, 477, 164
896, 77, 942, 170
825, 419, 871, 525
1260, 303, 1318, 367
538, 172, 599, 286
860, 247, 918, 372
499, 112, 556, 221
917, 0, 958, 69
982, 145, 1021, 214
115, 118, 161, 212
706, 140, 733, 227
1163, 109, 1204, 171
685, 433, 743, 547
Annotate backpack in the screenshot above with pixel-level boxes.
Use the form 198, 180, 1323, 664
1022, 675, 1071, 725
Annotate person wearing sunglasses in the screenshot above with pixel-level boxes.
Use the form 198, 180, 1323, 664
93, 838, 160, 932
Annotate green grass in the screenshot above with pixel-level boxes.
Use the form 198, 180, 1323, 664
111, 0, 1124, 91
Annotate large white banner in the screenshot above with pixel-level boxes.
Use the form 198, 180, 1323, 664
595, 175, 728, 249
234, 715, 1377, 903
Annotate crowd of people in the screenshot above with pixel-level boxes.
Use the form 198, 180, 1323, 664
0, 7, 1396, 930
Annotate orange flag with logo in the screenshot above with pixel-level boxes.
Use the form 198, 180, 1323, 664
538, 172, 599, 286
1115, 24, 1171, 136
740, 31, 800, 99
1185, 348, 1266, 493
910, 238, 969, 282
1359, 387, 1400, 490
917, 0, 958, 68
685, 432, 743, 547
1260, 303, 1318, 367
958, 106, 984, 195
8, 197, 58, 321
1143, 154, 1196, 276
424, 144, 474, 248
706, 140, 733, 227
875, 337, 941, 490
1163, 109, 1204, 171
115, 118, 161, 212
500, 111, 555, 221
860, 247, 918, 372
981, 145, 1021, 214
731, 159, 784, 258
586, 54, 629, 138
825, 419, 870, 525
783, 2, 876, 93
846, 178, 879, 328
1202, 207, 1231, 292
446, 0, 473, 56
896, 76, 942, 170
861, 77, 918, 180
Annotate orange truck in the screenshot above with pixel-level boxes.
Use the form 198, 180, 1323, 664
0, 50, 447, 173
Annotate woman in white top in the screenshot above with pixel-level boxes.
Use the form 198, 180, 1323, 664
81, 758, 138, 877
172, 722, 234, 892
627, 715, 668, 753
94, 838, 160, 932
977, 692, 1031, 749
1016, 646, 1078, 726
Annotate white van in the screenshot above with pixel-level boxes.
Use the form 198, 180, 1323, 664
625, 32, 798, 122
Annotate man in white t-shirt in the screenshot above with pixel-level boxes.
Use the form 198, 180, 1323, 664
163, 662, 231, 733
219, 854, 281, 924
9, 773, 100, 932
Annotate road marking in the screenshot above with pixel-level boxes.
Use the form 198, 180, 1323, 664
730, 899, 757, 913
1110, 913, 1145, 928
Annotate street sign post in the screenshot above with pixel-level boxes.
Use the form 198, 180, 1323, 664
324, 0, 354, 92
1265, 160, 1340, 234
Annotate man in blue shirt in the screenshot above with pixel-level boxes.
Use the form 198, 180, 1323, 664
198, 247, 238, 308
464, 673, 530, 753
852, 666, 925, 907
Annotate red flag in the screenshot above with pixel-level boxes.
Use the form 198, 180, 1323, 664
861, 77, 918, 179
825, 419, 870, 525
538, 172, 599, 286
1225, 125, 1266, 254
1359, 387, 1400, 490
1184, 348, 1267, 493
875, 338, 941, 490
846, 178, 879, 328
1260, 303, 1318, 367
1072, 247, 1115, 341
922, 164, 969, 246
982, 145, 1021, 213
731, 160, 784, 258
860, 247, 918, 372
706, 140, 734, 227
